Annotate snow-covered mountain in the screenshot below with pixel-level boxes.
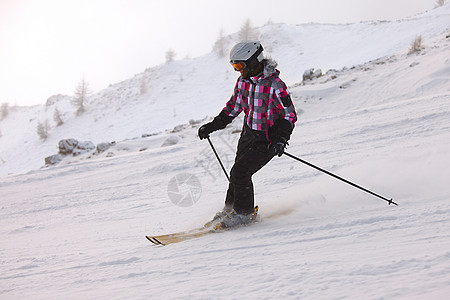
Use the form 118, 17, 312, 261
1, 4, 450, 299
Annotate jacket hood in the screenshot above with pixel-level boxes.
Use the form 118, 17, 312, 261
262, 58, 278, 77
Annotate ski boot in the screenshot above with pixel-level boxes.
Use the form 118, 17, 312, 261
203, 209, 230, 229
212, 206, 259, 231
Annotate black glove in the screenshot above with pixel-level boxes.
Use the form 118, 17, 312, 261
198, 111, 233, 140
198, 122, 215, 140
268, 119, 293, 156
269, 137, 288, 157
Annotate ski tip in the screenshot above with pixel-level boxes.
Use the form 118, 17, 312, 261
146, 236, 165, 246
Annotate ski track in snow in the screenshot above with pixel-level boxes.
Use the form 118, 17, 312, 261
1, 6, 450, 299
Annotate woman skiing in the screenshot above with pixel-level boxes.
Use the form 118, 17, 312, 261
198, 41, 297, 229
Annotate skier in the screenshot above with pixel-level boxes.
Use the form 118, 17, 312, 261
198, 41, 297, 229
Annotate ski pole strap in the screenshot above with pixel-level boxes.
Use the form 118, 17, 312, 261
207, 137, 230, 182
283, 152, 398, 206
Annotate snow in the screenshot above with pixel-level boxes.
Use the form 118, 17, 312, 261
1, 4, 450, 299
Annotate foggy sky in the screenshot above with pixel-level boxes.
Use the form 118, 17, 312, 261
0, 0, 437, 106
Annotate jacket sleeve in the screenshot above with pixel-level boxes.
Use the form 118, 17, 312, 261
221, 80, 243, 118
210, 111, 234, 130
273, 79, 297, 127
269, 79, 297, 141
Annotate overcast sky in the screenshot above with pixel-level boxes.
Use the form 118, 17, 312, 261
0, 0, 437, 106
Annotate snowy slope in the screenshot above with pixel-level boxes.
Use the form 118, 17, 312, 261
1, 4, 450, 300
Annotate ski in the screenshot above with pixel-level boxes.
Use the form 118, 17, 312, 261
146, 206, 260, 246
146, 228, 216, 246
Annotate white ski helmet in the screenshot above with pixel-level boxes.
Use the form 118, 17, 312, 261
229, 41, 264, 65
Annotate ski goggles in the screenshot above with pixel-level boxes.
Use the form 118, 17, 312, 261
231, 61, 246, 71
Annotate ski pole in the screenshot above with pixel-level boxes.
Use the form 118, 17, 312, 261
283, 152, 397, 206
207, 137, 230, 182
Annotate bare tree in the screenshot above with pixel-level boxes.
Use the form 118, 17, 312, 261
265, 19, 274, 26
238, 18, 258, 41
0, 102, 9, 121
37, 120, 50, 140
54, 108, 64, 126
165, 49, 176, 63
140, 79, 148, 95
72, 78, 91, 116
213, 28, 226, 57
408, 36, 423, 54
435, 0, 445, 7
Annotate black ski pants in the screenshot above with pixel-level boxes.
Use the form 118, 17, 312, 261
224, 125, 274, 214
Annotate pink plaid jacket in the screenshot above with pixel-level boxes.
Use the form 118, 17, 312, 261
222, 69, 297, 133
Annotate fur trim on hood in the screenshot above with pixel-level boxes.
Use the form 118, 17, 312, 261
262, 58, 278, 77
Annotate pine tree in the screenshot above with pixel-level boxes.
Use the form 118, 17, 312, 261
72, 78, 91, 116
